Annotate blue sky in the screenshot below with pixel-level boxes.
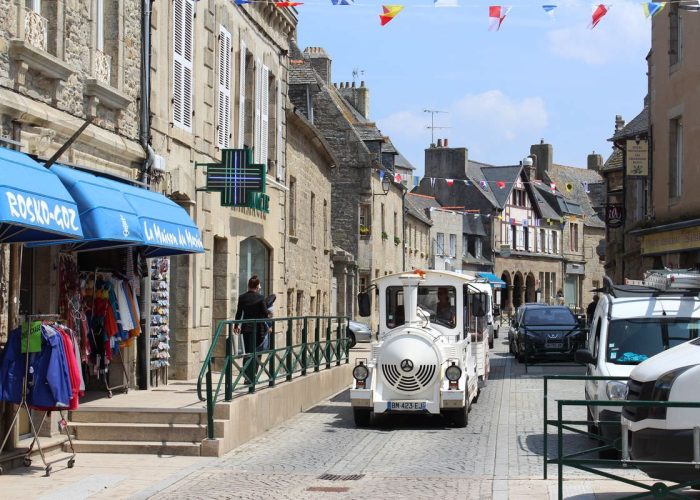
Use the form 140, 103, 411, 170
296, 0, 650, 176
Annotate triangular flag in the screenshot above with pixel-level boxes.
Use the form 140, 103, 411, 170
510, 218, 516, 225
523, 219, 528, 226
565, 182, 573, 192
589, 4, 610, 29
235, 0, 252, 4
331, 0, 354, 4
497, 214, 503, 220
434, 0, 459, 6
550, 182, 556, 193
379, 170, 385, 182
446, 178, 454, 187
642, 2, 665, 18
430, 177, 436, 188
546, 218, 551, 224
582, 181, 590, 193
489, 5, 511, 31
275, 1, 303, 6
380, 5, 404, 25
496, 181, 506, 189
394, 172, 402, 183
479, 180, 488, 189
542, 4, 557, 19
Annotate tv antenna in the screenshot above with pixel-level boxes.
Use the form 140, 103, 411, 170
423, 109, 450, 144
352, 68, 364, 84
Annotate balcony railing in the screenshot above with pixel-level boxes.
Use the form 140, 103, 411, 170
94, 50, 111, 85
24, 8, 47, 51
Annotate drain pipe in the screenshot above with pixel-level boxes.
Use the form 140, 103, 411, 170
139, 0, 155, 184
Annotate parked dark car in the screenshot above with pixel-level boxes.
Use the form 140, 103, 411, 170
509, 304, 586, 362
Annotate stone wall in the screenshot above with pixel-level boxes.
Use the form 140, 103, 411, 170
285, 111, 334, 335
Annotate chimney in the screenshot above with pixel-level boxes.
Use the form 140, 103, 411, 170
424, 143, 468, 181
437, 139, 443, 147
523, 156, 536, 181
444, 138, 448, 147
337, 80, 370, 119
587, 151, 603, 172
530, 141, 553, 181
615, 115, 625, 132
304, 46, 332, 84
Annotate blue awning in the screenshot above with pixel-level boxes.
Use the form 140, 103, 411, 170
477, 272, 506, 289
27, 165, 204, 256
46, 165, 145, 251
0, 146, 83, 243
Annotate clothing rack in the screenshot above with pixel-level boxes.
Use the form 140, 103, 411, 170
0, 314, 76, 476
87, 267, 130, 398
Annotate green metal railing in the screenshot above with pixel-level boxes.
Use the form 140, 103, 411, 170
543, 375, 700, 499
196, 315, 351, 439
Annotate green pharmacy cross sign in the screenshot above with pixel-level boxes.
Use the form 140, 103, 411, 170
196, 148, 269, 213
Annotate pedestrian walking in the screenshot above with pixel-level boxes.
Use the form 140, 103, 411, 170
234, 275, 268, 385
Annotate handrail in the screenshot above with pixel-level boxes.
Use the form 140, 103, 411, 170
197, 315, 351, 439
542, 374, 700, 499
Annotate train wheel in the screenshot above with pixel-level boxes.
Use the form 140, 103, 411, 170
353, 407, 372, 427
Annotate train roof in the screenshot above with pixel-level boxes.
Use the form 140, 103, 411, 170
372, 269, 489, 287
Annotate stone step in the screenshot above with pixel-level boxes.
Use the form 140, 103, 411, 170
67, 440, 201, 456
69, 408, 207, 425
69, 422, 207, 443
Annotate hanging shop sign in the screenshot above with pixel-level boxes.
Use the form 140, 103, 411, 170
196, 148, 269, 213
606, 205, 624, 229
626, 140, 649, 177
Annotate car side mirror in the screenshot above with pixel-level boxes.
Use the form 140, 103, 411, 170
358, 292, 371, 317
574, 348, 596, 365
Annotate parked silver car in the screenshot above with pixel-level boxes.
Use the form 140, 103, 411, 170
347, 320, 372, 347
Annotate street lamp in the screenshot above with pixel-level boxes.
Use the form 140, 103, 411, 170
380, 172, 391, 194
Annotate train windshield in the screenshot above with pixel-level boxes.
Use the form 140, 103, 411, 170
385, 286, 457, 329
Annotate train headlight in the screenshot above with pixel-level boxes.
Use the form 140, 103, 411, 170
445, 363, 462, 382
353, 363, 369, 382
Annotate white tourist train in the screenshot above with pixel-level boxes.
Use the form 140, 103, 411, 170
350, 269, 493, 427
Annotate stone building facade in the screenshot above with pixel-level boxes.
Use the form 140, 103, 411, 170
288, 44, 405, 331
284, 108, 335, 338
149, 0, 297, 379
404, 194, 432, 272
0, 0, 144, 444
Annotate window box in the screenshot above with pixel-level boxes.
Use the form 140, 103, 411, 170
394, 236, 401, 246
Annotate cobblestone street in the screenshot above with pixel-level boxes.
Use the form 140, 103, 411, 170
143, 329, 670, 500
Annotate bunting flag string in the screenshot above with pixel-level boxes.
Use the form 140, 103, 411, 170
230, 0, 699, 27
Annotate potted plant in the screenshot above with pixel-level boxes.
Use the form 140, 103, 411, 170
381, 231, 388, 240
359, 225, 370, 236
394, 236, 401, 246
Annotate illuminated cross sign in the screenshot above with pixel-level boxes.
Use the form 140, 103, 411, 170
196, 148, 269, 212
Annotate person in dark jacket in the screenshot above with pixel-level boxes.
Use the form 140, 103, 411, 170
586, 294, 599, 325
234, 275, 268, 385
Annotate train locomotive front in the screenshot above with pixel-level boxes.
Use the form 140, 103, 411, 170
350, 271, 484, 428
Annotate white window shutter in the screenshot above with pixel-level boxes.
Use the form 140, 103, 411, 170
173, 0, 193, 132
260, 65, 269, 167
276, 81, 284, 180
254, 59, 262, 163
238, 40, 246, 148
217, 26, 231, 149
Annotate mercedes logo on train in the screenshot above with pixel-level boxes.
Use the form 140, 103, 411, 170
400, 359, 414, 372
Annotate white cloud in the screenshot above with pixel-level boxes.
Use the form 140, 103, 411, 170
376, 90, 549, 170
547, 1, 649, 64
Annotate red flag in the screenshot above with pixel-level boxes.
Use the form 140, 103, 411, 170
496, 181, 506, 189
394, 172, 402, 183
275, 1, 303, 6
550, 182, 556, 193
446, 178, 454, 187
590, 4, 609, 29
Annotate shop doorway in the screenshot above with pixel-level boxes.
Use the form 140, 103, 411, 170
513, 272, 524, 309
525, 273, 537, 303
238, 238, 270, 295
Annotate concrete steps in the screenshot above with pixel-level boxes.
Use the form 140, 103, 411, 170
66, 407, 215, 456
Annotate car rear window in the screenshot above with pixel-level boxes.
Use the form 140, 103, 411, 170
523, 308, 576, 325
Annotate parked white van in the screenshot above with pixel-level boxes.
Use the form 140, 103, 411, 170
575, 277, 700, 445
623, 338, 700, 485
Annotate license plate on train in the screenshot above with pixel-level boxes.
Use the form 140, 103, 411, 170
387, 401, 427, 411
545, 342, 564, 349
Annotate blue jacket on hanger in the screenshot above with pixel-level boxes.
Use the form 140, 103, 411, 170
28, 326, 72, 408
0, 327, 24, 404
